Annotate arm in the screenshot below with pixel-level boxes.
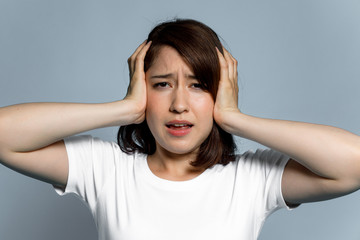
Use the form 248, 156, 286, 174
0, 41, 151, 188
214, 47, 360, 205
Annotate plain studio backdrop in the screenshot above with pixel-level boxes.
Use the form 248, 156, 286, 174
1, 0, 360, 239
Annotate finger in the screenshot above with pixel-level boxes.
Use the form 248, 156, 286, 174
133, 41, 152, 77
227, 51, 238, 80
221, 47, 238, 88
224, 48, 235, 80
222, 47, 238, 81
233, 57, 238, 86
128, 40, 148, 77
216, 47, 229, 83
229, 56, 238, 87
130, 40, 148, 60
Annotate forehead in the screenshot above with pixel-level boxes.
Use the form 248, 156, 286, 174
149, 46, 193, 72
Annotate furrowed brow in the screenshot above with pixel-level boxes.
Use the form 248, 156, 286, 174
150, 73, 173, 79
187, 74, 197, 80
149, 73, 198, 80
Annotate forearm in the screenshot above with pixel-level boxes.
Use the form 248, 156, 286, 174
224, 111, 360, 180
0, 100, 137, 153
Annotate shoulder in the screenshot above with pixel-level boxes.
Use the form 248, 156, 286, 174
64, 135, 140, 170
227, 149, 289, 176
64, 135, 120, 152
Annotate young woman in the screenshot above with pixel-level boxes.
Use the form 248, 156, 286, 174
0, 19, 359, 240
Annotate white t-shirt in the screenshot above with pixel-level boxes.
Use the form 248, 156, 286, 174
56, 135, 290, 240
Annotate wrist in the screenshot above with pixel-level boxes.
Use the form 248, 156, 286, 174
214, 108, 243, 135
114, 99, 145, 126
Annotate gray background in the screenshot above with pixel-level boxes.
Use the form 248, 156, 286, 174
1, 0, 360, 239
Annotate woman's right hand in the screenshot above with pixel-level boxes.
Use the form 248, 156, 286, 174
123, 40, 152, 124
0, 41, 151, 188
0, 41, 152, 188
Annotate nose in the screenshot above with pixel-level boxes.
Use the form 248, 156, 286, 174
169, 86, 189, 113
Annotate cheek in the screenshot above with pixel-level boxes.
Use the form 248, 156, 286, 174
145, 91, 164, 126
194, 95, 214, 114
191, 95, 215, 128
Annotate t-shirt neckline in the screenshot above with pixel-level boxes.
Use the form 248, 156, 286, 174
137, 153, 211, 191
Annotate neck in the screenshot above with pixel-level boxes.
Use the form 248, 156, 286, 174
147, 144, 205, 181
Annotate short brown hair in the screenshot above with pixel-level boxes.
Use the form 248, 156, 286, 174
117, 19, 236, 169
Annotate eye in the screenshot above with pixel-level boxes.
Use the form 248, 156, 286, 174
192, 83, 203, 89
191, 82, 206, 90
153, 82, 170, 88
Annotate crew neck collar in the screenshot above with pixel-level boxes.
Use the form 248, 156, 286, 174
137, 153, 211, 191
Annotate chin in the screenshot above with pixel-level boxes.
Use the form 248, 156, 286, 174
157, 141, 200, 156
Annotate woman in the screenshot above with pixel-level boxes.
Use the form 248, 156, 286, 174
0, 19, 359, 240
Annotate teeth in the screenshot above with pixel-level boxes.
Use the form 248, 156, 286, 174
173, 124, 187, 127
166, 123, 192, 128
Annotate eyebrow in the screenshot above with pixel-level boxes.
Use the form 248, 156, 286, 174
150, 73, 197, 79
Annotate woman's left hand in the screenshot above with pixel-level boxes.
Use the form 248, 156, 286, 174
213, 47, 241, 133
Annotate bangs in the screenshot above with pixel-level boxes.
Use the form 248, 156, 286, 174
144, 19, 223, 100
119, 19, 236, 170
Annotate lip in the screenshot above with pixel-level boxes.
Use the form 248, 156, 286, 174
165, 120, 194, 137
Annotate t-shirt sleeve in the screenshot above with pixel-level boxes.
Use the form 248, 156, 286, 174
257, 149, 291, 213
54, 135, 119, 210
242, 149, 292, 214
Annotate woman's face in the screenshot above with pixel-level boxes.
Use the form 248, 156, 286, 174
145, 46, 214, 155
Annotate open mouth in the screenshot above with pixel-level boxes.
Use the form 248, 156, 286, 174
165, 121, 194, 136
166, 123, 193, 129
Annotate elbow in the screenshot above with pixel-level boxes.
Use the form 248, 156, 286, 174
0, 112, 15, 159
353, 149, 360, 190
339, 148, 360, 193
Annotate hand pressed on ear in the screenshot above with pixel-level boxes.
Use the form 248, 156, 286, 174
124, 40, 151, 124
213, 47, 240, 131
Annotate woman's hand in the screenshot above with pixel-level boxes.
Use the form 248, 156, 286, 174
0, 41, 153, 188
123, 40, 152, 124
212, 46, 360, 206
213, 47, 241, 133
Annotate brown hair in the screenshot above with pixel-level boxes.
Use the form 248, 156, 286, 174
117, 19, 236, 169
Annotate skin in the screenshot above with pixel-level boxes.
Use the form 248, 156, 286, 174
0, 40, 360, 206
214, 45, 360, 204
145, 46, 214, 179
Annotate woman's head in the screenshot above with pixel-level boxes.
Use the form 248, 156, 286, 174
144, 19, 223, 100
118, 19, 236, 169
